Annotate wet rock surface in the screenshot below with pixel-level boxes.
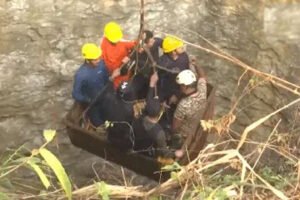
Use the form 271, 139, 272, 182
0, 0, 299, 185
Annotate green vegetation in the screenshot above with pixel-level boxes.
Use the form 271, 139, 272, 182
97, 181, 110, 200
1, 129, 299, 199
0, 130, 72, 200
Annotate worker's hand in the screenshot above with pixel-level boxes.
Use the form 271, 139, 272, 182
149, 72, 159, 87
168, 95, 178, 105
110, 68, 120, 80
190, 55, 197, 65
138, 47, 144, 53
162, 101, 170, 109
157, 156, 174, 165
175, 149, 184, 158
122, 56, 130, 64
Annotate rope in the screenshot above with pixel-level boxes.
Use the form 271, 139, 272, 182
108, 121, 136, 149
132, 0, 145, 76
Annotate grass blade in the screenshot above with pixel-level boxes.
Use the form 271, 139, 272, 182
43, 130, 56, 142
39, 148, 72, 200
27, 160, 51, 189
97, 181, 110, 200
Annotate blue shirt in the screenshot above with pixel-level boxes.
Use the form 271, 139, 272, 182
72, 60, 109, 104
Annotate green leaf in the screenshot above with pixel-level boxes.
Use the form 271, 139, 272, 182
27, 160, 51, 189
97, 181, 110, 200
43, 130, 56, 142
170, 171, 178, 180
39, 148, 72, 200
161, 162, 181, 171
0, 192, 9, 200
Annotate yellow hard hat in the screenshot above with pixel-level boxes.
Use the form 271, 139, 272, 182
162, 36, 184, 53
104, 21, 123, 43
81, 43, 102, 60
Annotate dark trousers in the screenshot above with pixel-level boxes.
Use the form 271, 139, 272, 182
87, 103, 104, 127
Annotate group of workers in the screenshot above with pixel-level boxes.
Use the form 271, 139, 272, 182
72, 21, 207, 163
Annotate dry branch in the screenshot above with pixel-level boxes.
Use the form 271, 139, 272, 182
16, 139, 298, 200
72, 184, 145, 199
237, 97, 300, 150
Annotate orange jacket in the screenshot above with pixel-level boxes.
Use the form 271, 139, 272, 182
101, 37, 136, 89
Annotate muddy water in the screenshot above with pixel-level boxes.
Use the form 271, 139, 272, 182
0, 0, 299, 186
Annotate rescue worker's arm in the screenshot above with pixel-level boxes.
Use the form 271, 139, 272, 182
125, 40, 137, 50
121, 56, 130, 64
109, 68, 120, 81
147, 87, 156, 102
191, 61, 207, 98
120, 41, 139, 75
122, 41, 138, 64
191, 59, 206, 80
174, 129, 197, 159
168, 95, 178, 105
147, 72, 159, 101
195, 65, 206, 80
155, 130, 173, 157
72, 74, 91, 103
156, 129, 175, 165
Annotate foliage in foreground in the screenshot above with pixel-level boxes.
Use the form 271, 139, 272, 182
1, 133, 299, 200
0, 130, 71, 200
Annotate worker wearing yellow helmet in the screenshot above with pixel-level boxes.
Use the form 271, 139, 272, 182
157, 36, 190, 103
81, 43, 102, 61
155, 36, 190, 135
72, 43, 110, 126
162, 36, 184, 54
100, 21, 137, 89
104, 21, 123, 43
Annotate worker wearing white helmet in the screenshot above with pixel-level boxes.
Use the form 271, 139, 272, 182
171, 66, 207, 157
176, 69, 197, 86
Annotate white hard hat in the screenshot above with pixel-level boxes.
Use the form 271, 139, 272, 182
176, 69, 196, 85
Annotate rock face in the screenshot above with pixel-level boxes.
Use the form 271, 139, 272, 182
0, 0, 299, 183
